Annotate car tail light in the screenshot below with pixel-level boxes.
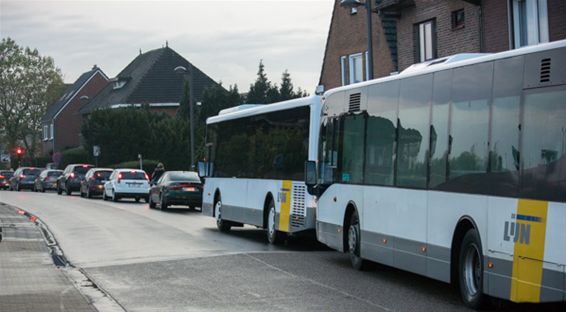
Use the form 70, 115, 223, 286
144, 173, 149, 181
70, 172, 75, 178
0, 175, 4, 179
169, 185, 182, 191
118, 173, 123, 183
19, 174, 25, 179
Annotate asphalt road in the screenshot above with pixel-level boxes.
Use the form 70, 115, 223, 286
1, 190, 563, 311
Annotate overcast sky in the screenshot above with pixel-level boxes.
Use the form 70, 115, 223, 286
1, 0, 334, 93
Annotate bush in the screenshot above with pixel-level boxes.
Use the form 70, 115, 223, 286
109, 159, 159, 174
58, 147, 89, 169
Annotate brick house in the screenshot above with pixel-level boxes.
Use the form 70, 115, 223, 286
41, 66, 109, 156
80, 45, 221, 117
319, 0, 395, 91
320, 0, 566, 89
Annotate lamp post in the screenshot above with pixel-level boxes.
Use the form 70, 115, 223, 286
174, 65, 195, 170
340, 0, 374, 80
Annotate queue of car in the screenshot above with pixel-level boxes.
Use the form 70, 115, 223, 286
0, 163, 203, 210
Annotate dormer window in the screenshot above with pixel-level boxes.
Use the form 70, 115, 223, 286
113, 80, 127, 90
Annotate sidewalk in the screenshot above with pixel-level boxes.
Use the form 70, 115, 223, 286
0, 202, 95, 312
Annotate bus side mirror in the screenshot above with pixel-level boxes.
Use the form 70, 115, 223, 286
304, 161, 317, 186
198, 161, 208, 177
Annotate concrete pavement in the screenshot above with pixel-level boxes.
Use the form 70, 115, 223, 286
0, 202, 95, 312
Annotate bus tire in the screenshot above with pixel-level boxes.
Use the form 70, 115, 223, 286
214, 199, 231, 232
459, 229, 485, 309
266, 199, 284, 245
347, 210, 370, 270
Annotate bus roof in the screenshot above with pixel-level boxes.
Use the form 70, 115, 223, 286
324, 39, 566, 98
206, 95, 321, 124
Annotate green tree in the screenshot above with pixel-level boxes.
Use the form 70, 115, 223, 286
277, 69, 308, 101
0, 37, 64, 163
246, 60, 274, 104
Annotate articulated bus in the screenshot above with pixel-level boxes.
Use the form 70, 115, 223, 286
200, 96, 321, 244
305, 40, 566, 307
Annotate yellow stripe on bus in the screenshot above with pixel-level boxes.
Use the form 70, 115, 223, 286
509, 199, 548, 303
278, 180, 292, 232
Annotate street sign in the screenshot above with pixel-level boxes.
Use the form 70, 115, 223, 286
0, 154, 10, 163
93, 145, 100, 157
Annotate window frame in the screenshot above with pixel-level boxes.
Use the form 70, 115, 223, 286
415, 19, 437, 63
349, 53, 364, 84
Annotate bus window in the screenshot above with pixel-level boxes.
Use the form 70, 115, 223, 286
521, 87, 566, 202
365, 81, 399, 186
429, 70, 452, 188
320, 117, 339, 184
339, 114, 365, 184
448, 62, 493, 188
488, 56, 524, 197
396, 74, 432, 189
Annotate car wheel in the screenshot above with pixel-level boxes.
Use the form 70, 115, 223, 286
135, 197, 140, 203
102, 190, 107, 201
86, 188, 92, 199
112, 190, 119, 202
214, 199, 231, 232
16, 183, 21, 192
144, 196, 149, 203
266, 199, 284, 245
149, 195, 156, 208
348, 210, 372, 270
65, 182, 72, 195
459, 229, 485, 309
160, 195, 168, 210
57, 183, 62, 195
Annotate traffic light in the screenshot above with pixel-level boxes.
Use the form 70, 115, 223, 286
16, 147, 23, 156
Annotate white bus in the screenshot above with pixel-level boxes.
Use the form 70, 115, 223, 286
305, 40, 566, 307
200, 96, 321, 244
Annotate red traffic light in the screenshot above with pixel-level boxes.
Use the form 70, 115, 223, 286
16, 147, 23, 155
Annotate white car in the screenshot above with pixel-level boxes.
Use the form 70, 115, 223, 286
103, 169, 150, 202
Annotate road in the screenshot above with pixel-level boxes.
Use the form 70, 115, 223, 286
0, 190, 560, 311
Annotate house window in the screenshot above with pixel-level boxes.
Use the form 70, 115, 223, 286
43, 125, 48, 141
340, 56, 347, 86
50, 124, 54, 140
511, 0, 549, 48
415, 19, 436, 63
452, 9, 465, 30
349, 53, 364, 84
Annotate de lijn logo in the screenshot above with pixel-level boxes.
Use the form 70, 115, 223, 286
503, 213, 542, 245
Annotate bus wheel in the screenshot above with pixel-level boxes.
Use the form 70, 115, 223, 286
215, 200, 231, 232
347, 210, 369, 270
459, 229, 485, 309
266, 199, 283, 245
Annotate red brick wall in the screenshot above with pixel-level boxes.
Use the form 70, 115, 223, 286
397, 0, 481, 71
482, 0, 510, 52
548, 0, 566, 42
48, 72, 108, 154
319, 0, 394, 91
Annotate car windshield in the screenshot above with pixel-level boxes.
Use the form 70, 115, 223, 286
23, 168, 42, 176
168, 172, 200, 183
48, 171, 63, 177
74, 166, 93, 174
95, 171, 112, 180
120, 171, 146, 180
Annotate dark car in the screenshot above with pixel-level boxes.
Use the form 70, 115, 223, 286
0, 170, 14, 190
57, 164, 94, 195
80, 168, 113, 198
34, 169, 63, 192
9, 167, 42, 191
148, 171, 202, 210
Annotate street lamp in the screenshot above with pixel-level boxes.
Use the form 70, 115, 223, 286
340, 0, 374, 80
174, 65, 195, 170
